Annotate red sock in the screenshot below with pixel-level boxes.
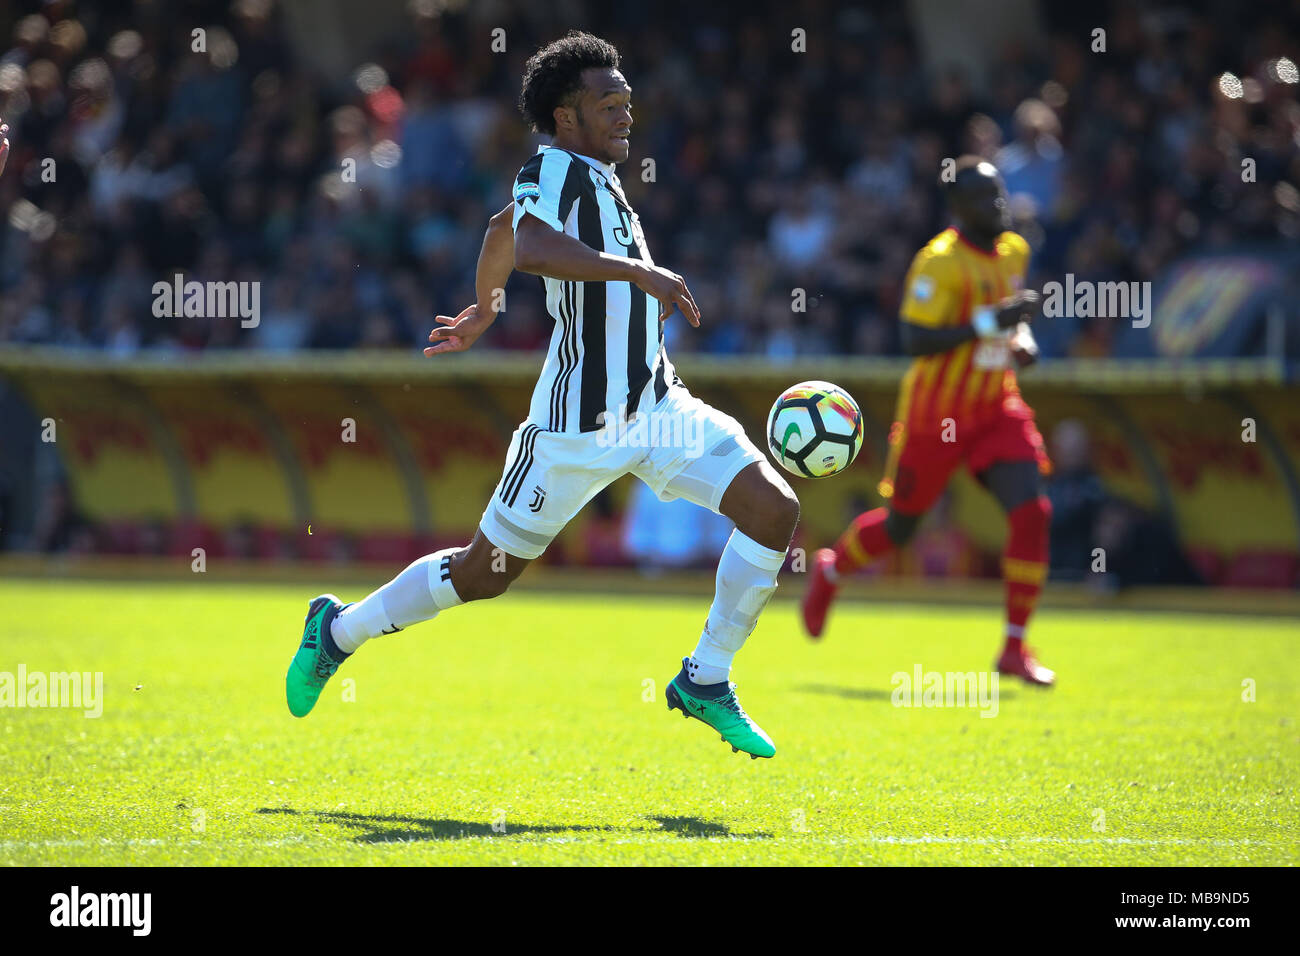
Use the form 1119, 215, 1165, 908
833, 507, 897, 575
1003, 496, 1051, 648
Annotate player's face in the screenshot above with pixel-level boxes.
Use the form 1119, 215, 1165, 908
573, 68, 632, 164
959, 170, 1011, 235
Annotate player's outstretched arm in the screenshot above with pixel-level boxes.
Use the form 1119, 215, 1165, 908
900, 289, 1039, 357
425, 203, 515, 356
513, 214, 700, 325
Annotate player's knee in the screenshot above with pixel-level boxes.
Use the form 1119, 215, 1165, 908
1012, 494, 1052, 530
455, 568, 513, 603
777, 485, 801, 537
727, 468, 800, 548
884, 509, 919, 546
760, 479, 801, 542
449, 546, 520, 603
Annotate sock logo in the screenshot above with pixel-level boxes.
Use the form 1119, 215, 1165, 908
528, 485, 546, 513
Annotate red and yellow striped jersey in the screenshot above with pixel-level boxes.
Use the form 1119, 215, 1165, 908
893, 227, 1031, 430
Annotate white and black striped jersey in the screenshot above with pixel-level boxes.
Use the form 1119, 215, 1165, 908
510, 145, 680, 433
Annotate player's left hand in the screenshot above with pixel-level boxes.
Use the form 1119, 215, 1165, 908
424, 304, 489, 355
0, 120, 10, 177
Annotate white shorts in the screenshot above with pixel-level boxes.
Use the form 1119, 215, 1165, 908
479, 385, 766, 560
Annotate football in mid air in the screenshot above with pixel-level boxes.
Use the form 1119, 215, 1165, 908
765, 380, 863, 479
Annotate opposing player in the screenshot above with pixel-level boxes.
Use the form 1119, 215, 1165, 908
801, 157, 1056, 686
285, 32, 800, 757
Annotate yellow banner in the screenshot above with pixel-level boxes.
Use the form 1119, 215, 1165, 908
2, 351, 1295, 573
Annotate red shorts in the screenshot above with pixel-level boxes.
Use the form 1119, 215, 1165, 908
878, 409, 1051, 516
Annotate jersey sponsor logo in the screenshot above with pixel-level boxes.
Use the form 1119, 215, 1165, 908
513, 181, 542, 202
911, 275, 935, 301
973, 339, 1011, 370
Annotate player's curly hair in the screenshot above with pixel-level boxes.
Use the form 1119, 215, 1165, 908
519, 31, 620, 136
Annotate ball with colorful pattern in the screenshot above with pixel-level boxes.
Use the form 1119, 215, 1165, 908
766, 380, 864, 478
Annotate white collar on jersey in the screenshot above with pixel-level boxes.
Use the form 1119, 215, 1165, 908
538, 144, 618, 182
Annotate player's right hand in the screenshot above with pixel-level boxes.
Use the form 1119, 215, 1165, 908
0, 120, 10, 177
424, 303, 489, 355
630, 262, 701, 327
996, 289, 1040, 329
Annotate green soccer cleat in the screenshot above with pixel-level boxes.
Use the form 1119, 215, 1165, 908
285, 594, 349, 718
665, 658, 776, 759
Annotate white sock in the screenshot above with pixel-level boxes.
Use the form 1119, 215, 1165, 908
331, 548, 465, 654
687, 530, 787, 685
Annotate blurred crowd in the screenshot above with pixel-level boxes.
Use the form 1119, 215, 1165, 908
0, 0, 1297, 358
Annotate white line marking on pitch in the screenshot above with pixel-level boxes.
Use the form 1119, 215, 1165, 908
0, 838, 314, 849
0, 835, 1286, 851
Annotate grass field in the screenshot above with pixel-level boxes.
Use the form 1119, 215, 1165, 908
1, 578, 1296, 866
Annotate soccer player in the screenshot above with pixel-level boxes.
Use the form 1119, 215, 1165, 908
285, 32, 800, 757
801, 157, 1056, 686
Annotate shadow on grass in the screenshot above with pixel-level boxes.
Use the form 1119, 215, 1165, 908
649, 816, 771, 839
258, 807, 766, 842
796, 683, 1018, 703
796, 683, 894, 702
256, 807, 609, 843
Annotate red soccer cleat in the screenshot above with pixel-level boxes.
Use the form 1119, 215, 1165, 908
995, 643, 1056, 687
801, 548, 839, 640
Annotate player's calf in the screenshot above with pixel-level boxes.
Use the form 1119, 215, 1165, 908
802, 505, 917, 639
284, 536, 532, 716
446, 532, 531, 602
675, 460, 793, 747
982, 460, 1054, 685
884, 508, 920, 547
327, 548, 469, 654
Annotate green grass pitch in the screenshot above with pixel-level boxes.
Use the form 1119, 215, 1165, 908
1, 579, 1296, 866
